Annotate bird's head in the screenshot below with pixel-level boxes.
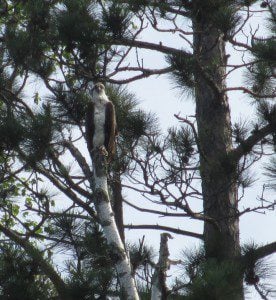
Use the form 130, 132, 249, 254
92, 82, 105, 97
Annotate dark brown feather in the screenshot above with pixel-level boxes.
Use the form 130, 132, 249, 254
105, 101, 117, 161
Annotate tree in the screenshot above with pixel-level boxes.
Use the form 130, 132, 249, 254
0, 244, 55, 300
0, 0, 275, 299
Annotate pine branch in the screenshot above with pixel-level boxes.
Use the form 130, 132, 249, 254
0, 223, 70, 300
124, 224, 203, 240
228, 37, 252, 50
113, 38, 184, 56
29, 163, 96, 219
30, 208, 91, 222
123, 198, 218, 227
254, 284, 269, 300
243, 242, 276, 262
63, 140, 93, 186
124, 198, 199, 217
119, 0, 191, 17
49, 151, 91, 199
230, 123, 273, 162
174, 114, 207, 161
225, 86, 276, 99
107, 66, 173, 83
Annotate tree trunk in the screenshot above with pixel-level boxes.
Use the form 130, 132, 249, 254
91, 150, 139, 299
193, 15, 244, 300
151, 233, 171, 300
110, 171, 125, 245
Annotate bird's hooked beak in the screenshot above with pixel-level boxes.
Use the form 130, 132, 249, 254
94, 86, 100, 94
90, 83, 105, 96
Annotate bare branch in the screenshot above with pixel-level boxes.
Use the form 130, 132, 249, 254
124, 224, 203, 240
225, 87, 276, 99
113, 38, 184, 56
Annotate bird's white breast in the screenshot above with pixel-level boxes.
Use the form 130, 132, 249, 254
92, 95, 109, 148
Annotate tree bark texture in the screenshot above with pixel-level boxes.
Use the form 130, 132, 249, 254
151, 233, 171, 300
193, 12, 244, 300
110, 171, 125, 244
91, 150, 139, 299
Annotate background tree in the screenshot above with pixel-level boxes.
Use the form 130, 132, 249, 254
0, 0, 275, 299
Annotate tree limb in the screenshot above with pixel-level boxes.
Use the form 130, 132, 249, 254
243, 242, 276, 262
113, 38, 184, 56
124, 224, 203, 240
230, 124, 273, 162
0, 224, 70, 300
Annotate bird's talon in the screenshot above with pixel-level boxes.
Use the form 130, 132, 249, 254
99, 146, 108, 156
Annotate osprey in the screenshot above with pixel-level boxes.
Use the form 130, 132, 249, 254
85, 82, 117, 161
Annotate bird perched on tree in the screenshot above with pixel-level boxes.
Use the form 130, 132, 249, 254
85, 82, 117, 161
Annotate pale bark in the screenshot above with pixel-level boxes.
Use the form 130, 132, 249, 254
91, 149, 139, 299
151, 233, 172, 300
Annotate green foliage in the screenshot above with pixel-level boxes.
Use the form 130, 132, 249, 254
181, 246, 206, 282
5, 29, 32, 65
102, 3, 132, 38
0, 109, 24, 151
56, 0, 103, 56
264, 157, 276, 190
5, 10, 54, 77
168, 126, 195, 164
106, 84, 158, 170
126, 0, 150, 12
248, 62, 275, 95
242, 242, 275, 286
24, 0, 51, 29
0, 244, 55, 299
107, 85, 148, 138
237, 168, 256, 189
128, 241, 155, 273
210, 4, 241, 37
49, 84, 90, 124
237, 0, 259, 6
50, 215, 116, 298
177, 243, 276, 298
233, 120, 249, 143
257, 101, 276, 126
166, 52, 196, 95
246, 39, 275, 96
0, 1, 275, 299
0, 101, 60, 163
21, 105, 58, 164
184, 259, 243, 300
266, 2, 276, 33
252, 39, 276, 63
193, 0, 241, 35
175, 247, 247, 299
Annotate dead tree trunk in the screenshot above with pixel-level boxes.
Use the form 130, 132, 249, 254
91, 149, 139, 299
151, 233, 172, 300
193, 15, 244, 300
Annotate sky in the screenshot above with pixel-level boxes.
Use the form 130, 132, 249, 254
22, 2, 276, 298
114, 5, 276, 298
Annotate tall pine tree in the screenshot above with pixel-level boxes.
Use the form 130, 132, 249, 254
0, 0, 275, 299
